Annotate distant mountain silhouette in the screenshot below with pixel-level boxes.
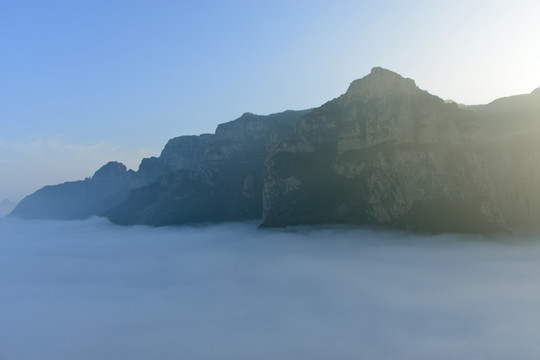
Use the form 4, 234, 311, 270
9, 161, 162, 220
10, 68, 540, 233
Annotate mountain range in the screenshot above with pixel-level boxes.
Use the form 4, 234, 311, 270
10, 68, 540, 233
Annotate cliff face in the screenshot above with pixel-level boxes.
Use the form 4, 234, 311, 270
159, 134, 214, 170
261, 68, 539, 233
466, 87, 540, 230
104, 110, 311, 225
10, 109, 309, 222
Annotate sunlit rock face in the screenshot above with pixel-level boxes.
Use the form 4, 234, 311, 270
262, 67, 540, 233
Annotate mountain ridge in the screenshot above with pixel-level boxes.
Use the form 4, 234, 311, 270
9, 68, 540, 234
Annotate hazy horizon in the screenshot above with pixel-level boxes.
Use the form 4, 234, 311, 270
2, 0, 540, 202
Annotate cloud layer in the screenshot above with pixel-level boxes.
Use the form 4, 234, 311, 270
1, 218, 540, 360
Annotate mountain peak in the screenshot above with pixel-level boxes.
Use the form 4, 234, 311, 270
92, 161, 128, 179
532, 87, 540, 97
346, 67, 418, 99
370, 66, 399, 75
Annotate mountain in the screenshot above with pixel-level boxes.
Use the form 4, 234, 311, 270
9, 68, 540, 234
9, 161, 164, 220
262, 68, 540, 232
262, 68, 495, 232
104, 110, 311, 225
0, 199, 15, 217
464, 86, 540, 230
10, 110, 310, 222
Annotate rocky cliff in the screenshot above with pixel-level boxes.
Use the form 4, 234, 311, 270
159, 134, 214, 170
10, 67, 540, 233
104, 110, 311, 225
261, 68, 540, 233
466, 86, 540, 230
9, 110, 308, 222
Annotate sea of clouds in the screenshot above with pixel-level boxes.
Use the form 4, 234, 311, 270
1, 217, 540, 360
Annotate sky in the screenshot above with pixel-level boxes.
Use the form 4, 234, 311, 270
1, 0, 540, 202
3, 218, 540, 359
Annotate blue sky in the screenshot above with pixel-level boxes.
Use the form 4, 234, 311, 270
1, 0, 539, 202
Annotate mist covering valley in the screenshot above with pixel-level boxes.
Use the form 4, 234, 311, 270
2, 218, 540, 360
4, 2, 540, 359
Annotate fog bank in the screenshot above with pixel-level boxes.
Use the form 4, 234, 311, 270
1, 218, 540, 360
